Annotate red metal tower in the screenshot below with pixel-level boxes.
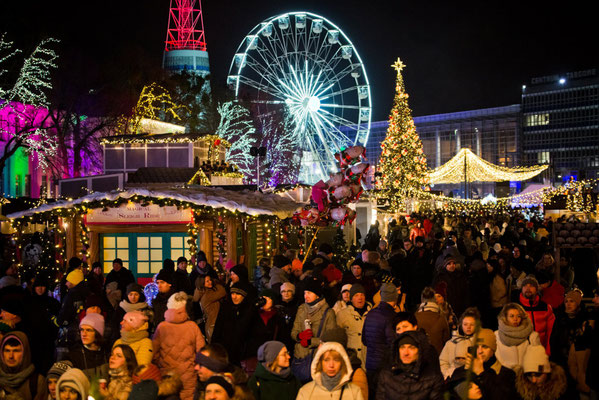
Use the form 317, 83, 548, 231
164, 0, 207, 51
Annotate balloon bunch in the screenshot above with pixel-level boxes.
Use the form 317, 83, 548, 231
293, 146, 369, 227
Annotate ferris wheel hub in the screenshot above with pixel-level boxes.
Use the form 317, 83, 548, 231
304, 96, 321, 112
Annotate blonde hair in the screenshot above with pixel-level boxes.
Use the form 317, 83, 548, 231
498, 302, 528, 325
316, 350, 347, 377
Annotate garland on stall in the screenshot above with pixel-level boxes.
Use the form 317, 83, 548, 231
187, 214, 200, 257
78, 215, 91, 260
279, 219, 292, 254
215, 214, 227, 265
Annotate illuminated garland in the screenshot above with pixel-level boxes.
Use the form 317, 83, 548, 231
100, 133, 230, 147
428, 148, 549, 184
263, 221, 272, 257
212, 171, 244, 178
187, 169, 211, 186
216, 215, 227, 264
78, 214, 91, 260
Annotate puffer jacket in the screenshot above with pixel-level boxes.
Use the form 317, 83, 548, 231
519, 294, 555, 355
439, 332, 474, 379
247, 362, 301, 400
291, 298, 337, 359
515, 362, 568, 400
361, 302, 396, 372
296, 342, 363, 400
376, 331, 444, 400
495, 329, 541, 370
336, 304, 371, 368
113, 323, 153, 366
152, 307, 205, 400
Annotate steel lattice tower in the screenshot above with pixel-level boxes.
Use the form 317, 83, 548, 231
162, 0, 210, 76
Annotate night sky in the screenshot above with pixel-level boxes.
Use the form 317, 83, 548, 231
1, 0, 597, 121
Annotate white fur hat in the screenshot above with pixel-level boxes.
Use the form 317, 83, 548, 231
167, 291, 189, 310
522, 345, 551, 374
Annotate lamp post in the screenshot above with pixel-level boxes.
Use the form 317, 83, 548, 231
250, 146, 267, 190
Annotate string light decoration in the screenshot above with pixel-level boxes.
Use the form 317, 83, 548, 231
377, 58, 429, 211
0, 35, 59, 175
115, 83, 189, 135
78, 215, 91, 260
215, 102, 256, 179
215, 215, 227, 264
187, 169, 211, 186
100, 132, 230, 146
428, 148, 549, 184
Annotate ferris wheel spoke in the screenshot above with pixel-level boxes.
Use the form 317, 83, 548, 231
317, 108, 358, 129
320, 103, 361, 110
317, 85, 359, 101
242, 56, 290, 98
238, 75, 288, 100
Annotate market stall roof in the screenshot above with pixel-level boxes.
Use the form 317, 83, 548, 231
100, 132, 230, 146
7, 187, 301, 220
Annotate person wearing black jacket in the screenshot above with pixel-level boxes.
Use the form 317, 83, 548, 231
173, 257, 193, 295
104, 258, 135, 299
376, 330, 444, 400
152, 269, 175, 329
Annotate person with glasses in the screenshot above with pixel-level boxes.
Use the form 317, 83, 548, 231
514, 345, 567, 400
65, 313, 109, 381
248, 341, 300, 400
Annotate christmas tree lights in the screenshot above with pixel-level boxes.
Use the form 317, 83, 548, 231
377, 58, 428, 211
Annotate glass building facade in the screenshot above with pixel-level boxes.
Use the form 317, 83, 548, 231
521, 69, 599, 181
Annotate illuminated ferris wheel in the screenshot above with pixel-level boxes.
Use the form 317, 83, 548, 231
227, 11, 372, 184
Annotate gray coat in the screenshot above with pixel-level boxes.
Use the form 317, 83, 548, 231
291, 298, 338, 358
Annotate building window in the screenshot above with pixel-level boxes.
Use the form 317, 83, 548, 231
538, 151, 550, 164
102, 236, 130, 273
526, 114, 550, 127
137, 236, 163, 274
170, 235, 192, 272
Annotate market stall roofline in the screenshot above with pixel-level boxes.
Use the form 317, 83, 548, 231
7, 187, 301, 220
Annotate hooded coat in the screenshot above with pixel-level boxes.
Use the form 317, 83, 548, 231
495, 318, 541, 370
211, 295, 257, 365
376, 331, 444, 400
439, 331, 474, 380
192, 279, 226, 342
414, 302, 450, 355
0, 331, 47, 400
152, 306, 205, 400
296, 342, 363, 400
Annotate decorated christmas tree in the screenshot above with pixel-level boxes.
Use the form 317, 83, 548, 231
377, 58, 428, 211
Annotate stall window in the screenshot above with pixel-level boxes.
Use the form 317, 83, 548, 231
102, 235, 130, 273
137, 235, 164, 274
170, 235, 192, 272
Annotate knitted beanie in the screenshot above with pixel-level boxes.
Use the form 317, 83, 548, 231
123, 311, 149, 330
273, 255, 292, 269
565, 289, 583, 308
132, 364, 162, 385
205, 375, 235, 398
280, 282, 295, 294
57, 368, 90, 400
475, 329, 497, 352
341, 284, 352, 293
66, 269, 84, 286
304, 278, 323, 298
320, 328, 348, 348
522, 345, 551, 373
291, 259, 303, 272
349, 284, 365, 300
155, 269, 173, 285
380, 283, 398, 302
521, 275, 539, 289
80, 313, 105, 336
47, 360, 73, 380
257, 341, 285, 364
230, 282, 248, 298
167, 292, 188, 310
434, 281, 448, 299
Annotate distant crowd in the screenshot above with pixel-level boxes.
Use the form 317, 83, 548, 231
0, 211, 598, 400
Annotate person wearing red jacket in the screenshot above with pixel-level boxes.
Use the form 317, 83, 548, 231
518, 275, 555, 355
538, 271, 565, 310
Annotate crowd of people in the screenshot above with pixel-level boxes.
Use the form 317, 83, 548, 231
0, 212, 598, 400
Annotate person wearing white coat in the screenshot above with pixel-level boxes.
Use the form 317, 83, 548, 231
336, 284, 372, 369
439, 307, 479, 379
296, 342, 363, 400
494, 302, 541, 370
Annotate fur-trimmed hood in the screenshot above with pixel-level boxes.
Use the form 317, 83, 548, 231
515, 362, 567, 400
158, 373, 183, 397
310, 342, 353, 391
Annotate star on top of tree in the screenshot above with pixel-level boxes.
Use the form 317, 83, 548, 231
391, 58, 406, 73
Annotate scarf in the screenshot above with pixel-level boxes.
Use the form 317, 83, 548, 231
354, 305, 368, 317
498, 318, 533, 346
0, 364, 35, 389
263, 363, 291, 379
120, 330, 149, 344
321, 371, 342, 391
417, 302, 441, 313
260, 309, 276, 326
119, 300, 148, 313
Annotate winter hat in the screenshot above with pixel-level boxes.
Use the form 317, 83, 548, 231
195, 351, 229, 373
230, 264, 249, 281
376, 270, 396, 285
522, 345, 551, 374
434, 281, 448, 299
123, 311, 149, 331
259, 288, 277, 301
66, 269, 84, 286
129, 380, 159, 400
521, 275, 539, 289
320, 328, 348, 348
155, 269, 173, 285
493, 243, 502, 253
280, 282, 295, 295
1, 298, 25, 318
230, 282, 248, 298
162, 259, 175, 272
257, 341, 285, 364
454, 340, 470, 359
304, 278, 323, 298
57, 368, 90, 400
127, 283, 144, 296
291, 259, 303, 272
397, 332, 418, 347
196, 251, 207, 262
273, 255, 292, 269
475, 329, 497, 352
85, 293, 104, 310
443, 256, 457, 269
349, 284, 365, 300
341, 284, 352, 294
47, 360, 73, 380
167, 292, 189, 310
322, 264, 343, 283
80, 313, 105, 336
32, 275, 49, 288
132, 363, 162, 384
380, 283, 398, 303
565, 289, 583, 308
205, 374, 235, 398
